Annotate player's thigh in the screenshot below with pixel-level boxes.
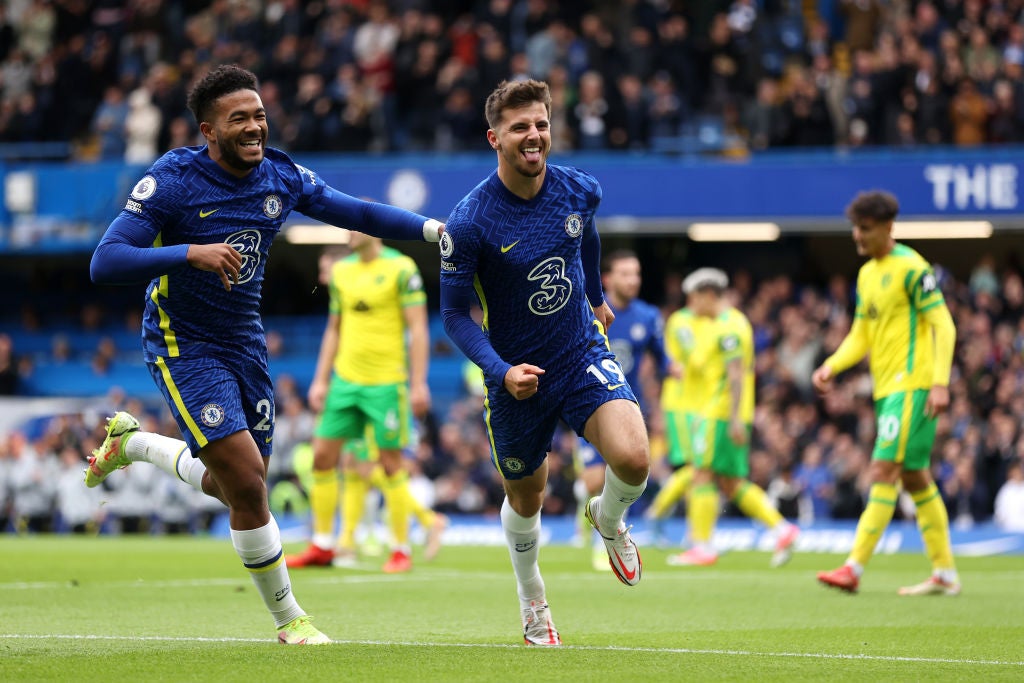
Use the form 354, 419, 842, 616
580, 398, 648, 473
485, 386, 560, 480
872, 390, 936, 471
360, 382, 412, 450
315, 375, 367, 441
148, 354, 258, 456
701, 419, 750, 478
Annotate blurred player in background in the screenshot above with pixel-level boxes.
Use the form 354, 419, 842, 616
644, 287, 706, 542
574, 249, 670, 570
441, 79, 649, 647
85, 65, 442, 645
667, 268, 799, 568
286, 230, 445, 574
816, 190, 959, 596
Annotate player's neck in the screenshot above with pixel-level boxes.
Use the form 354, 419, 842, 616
871, 240, 896, 260
357, 243, 381, 262
497, 165, 546, 200
607, 293, 629, 310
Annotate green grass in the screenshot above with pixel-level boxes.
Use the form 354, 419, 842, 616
2, 536, 1023, 681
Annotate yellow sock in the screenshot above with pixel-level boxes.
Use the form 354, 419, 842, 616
649, 466, 694, 519
370, 464, 387, 489
732, 480, 783, 529
849, 483, 898, 567
912, 482, 956, 571
689, 484, 719, 544
405, 486, 436, 529
310, 469, 339, 547
380, 470, 412, 549
339, 472, 369, 551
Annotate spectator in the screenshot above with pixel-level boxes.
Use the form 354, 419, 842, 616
123, 86, 161, 164
994, 458, 1024, 532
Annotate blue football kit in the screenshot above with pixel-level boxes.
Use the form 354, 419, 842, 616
440, 165, 637, 479
92, 145, 432, 457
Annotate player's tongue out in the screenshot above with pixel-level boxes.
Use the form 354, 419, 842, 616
522, 146, 541, 163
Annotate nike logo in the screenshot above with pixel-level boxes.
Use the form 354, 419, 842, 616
611, 548, 637, 581
199, 208, 220, 218
265, 435, 273, 444
500, 240, 520, 253
607, 383, 625, 390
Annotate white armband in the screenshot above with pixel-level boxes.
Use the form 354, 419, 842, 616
423, 218, 443, 243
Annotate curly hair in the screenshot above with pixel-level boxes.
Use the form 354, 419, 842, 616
846, 190, 900, 225
186, 64, 259, 125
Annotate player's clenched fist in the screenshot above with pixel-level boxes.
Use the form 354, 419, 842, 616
504, 364, 546, 400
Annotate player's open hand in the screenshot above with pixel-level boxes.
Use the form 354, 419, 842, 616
307, 377, 329, 414
187, 243, 243, 291
504, 364, 545, 400
410, 381, 432, 418
811, 365, 834, 395
924, 384, 950, 418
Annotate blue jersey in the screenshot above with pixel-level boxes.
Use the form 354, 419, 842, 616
117, 146, 323, 362
606, 298, 667, 410
440, 165, 604, 376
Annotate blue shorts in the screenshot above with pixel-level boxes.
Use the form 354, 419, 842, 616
484, 345, 636, 479
147, 350, 276, 457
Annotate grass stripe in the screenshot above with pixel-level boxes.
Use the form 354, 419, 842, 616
2, 633, 1021, 667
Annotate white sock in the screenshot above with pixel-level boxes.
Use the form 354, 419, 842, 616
230, 516, 304, 628
597, 465, 647, 533
500, 498, 545, 604
125, 432, 207, 492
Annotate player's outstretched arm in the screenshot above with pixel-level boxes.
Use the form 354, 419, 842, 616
303, 185, 443, 242
90, 214, 189, 285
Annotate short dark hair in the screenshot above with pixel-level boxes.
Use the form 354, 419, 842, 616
186, 64, 259, 125
846, 190, 900, 225
601, 249, 638, 274
484, 79, 551, 130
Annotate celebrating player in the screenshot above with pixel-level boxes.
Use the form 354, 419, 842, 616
86, 64, 442, 645
439, 79, 649, 647
816, 190, 959, 595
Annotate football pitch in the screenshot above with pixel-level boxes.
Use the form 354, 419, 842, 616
3, 536, 1023, 682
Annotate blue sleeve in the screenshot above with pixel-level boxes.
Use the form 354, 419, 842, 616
440, 283, 512, 384
581, 218, 604, 307
647, 306, 671, 376
90, 214, 190, 284
302, 184, 430, 241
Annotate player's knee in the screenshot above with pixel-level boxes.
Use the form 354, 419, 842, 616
612, 444, 650, 484
223, 473, 269, 514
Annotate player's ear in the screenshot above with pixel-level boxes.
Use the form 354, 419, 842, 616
486, 129, 499, 150
199, 121, 215, 142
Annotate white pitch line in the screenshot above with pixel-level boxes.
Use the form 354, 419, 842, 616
1, 634, 1021, 667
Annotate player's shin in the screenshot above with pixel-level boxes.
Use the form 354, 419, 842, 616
501, 498, 545, 603
912, 483, 956, 574
231, 516, 304, 627
125, 432, 207, 492
849, 483, 898, 567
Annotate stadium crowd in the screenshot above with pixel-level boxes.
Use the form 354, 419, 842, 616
2, 251, 1024, 535
1, 0, 1023, 535
1, 0, 1024, 157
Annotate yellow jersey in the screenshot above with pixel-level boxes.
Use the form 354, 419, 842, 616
661, 307, 710, 413
329, 247, 425, 385
824, 243, 955, 399
699, 306, 755, 423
